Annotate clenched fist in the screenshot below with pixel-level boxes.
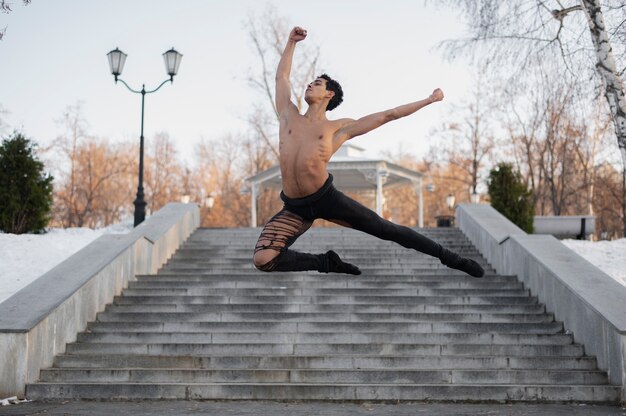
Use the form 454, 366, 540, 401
429, 88, 444, 103
290, 26, 307, 42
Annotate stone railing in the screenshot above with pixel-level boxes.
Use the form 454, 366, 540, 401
457, 204, 626, 400
0, 203, 200, 398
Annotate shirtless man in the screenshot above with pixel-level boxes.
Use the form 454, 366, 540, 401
252, 27, 484, 278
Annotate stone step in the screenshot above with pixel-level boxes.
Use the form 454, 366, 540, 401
182, 237, 476, 243
129, 276, 524, 289
185, 232, 468, 238
117, 288, 530, 297
25, 382, 622, 402
171, 249, 481, 256
194, 227, 451, 232
67, 342, 591, 360
98, 310, 553, 324
180, 252, 481, 258
182, 237, 475, 243
94, 312, 558, 326
38, 368, 609, 385
177, 249, 481, 256
76, 331, 567, 344
134, 274, 517, 282
189, 230, 468, 237
64, 342, 582, 357
155, 269, 498, 276
53, 354, 597, 371
189, 241, 472, 247
106, 303, 546, 314
113, 295, 540, 305
163, 259, 488, 267
86, 321, 566, 335
126, 280, 522, 290
191, 228, 457, 235
159, 268, 493, 275
172, 249, 470, 256
78, 322, 573, 345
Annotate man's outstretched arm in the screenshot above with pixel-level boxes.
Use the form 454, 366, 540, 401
275, 27, 307, 114
334, 88, 444, 143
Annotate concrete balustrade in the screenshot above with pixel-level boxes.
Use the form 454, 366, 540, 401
0, 203, 200, 398
457, 203, 626, 400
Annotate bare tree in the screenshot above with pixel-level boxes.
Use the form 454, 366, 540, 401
193, 135, 255, 227
440, 1, 626, 160
1, 0, 31, 40
580, 1, 626, 181
49, 103, 89, 227
594, 161, 625, 238
429, 70, 498, 199
501, 69, 618, 235
143, 132, 184, 214
439, 0, 626, 233
0, 0, 30, 12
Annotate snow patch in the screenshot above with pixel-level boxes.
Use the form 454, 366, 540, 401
561, 238, 626, 287
0, 219, 133, 305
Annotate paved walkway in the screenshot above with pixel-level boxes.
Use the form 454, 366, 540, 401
0, 401, 624, 416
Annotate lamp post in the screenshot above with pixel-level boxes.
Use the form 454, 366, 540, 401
446, 194, 456, 212
204, 194, 216, 209
201, 193, 216, 227
107, 47, 183, 226
436, 194, 456, 228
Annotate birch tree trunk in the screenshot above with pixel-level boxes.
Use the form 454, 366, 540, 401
581, 0, 626, 235
580, 0, 626, 168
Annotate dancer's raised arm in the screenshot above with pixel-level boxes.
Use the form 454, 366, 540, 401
275, 26, 307, 114
334, 88, 444, 144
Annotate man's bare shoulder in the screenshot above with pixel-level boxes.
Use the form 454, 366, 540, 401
328, 117, 356, 136
279, 103, 301, 121
332, 117, 355, 125
327, 117, 355, 130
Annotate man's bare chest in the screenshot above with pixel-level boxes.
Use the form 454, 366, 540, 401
280, 118, 337, 154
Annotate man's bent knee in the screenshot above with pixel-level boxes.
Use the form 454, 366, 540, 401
253, 250, 280, 272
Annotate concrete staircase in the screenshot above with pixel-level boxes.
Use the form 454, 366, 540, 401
26, 227, 621, 402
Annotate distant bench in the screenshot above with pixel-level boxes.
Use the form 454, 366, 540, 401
533, 215, 595, 239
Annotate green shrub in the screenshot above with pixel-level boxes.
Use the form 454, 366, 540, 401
487, 162, 534, 233
0, 132, 54, 234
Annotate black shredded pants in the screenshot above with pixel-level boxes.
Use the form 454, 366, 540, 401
253, 174, 444, 273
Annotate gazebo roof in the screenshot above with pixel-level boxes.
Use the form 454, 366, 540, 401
246, 144, 423, 191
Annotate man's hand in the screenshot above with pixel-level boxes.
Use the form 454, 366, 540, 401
429, 88, 444, 103
289, 26, 307, 42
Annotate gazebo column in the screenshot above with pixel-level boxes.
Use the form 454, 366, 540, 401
375, 169, 383, 216
418, 176, 424, 228
411, 178, 424, 228
375, 166, 389, 217
250, 183, 258, 228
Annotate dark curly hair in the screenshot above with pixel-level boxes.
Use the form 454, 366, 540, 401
319, 74, 343, 111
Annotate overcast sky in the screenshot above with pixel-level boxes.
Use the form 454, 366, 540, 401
0, 1, 472, 163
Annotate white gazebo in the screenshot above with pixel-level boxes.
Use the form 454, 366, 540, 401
246, 144, 424, 228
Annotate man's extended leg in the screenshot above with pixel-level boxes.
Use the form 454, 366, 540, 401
253, 208, 361, 274
321, 188, 484, 277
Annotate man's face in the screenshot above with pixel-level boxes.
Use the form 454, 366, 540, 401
305, 78, 331, 101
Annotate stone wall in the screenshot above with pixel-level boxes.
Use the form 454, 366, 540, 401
457, 204, 626, 400
0, 203, 200, 398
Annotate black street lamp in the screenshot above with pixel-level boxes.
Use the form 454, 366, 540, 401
107, 47, 183, 226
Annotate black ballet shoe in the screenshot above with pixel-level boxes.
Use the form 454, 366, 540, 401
439, 248, 484, 278
454, 257, 485, 278
325, 250, 362, 275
